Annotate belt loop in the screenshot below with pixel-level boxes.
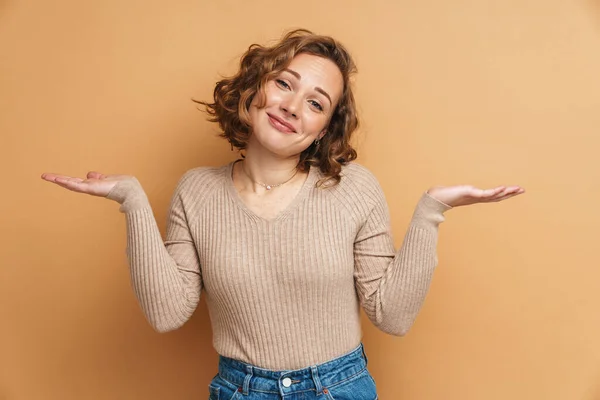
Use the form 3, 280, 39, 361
242, 365, 253, 395
310, 365, 324, 395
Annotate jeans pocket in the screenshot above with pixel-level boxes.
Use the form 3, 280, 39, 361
325, 369, 378, 400
208, 375, 242, 400
208, 384, 220, 400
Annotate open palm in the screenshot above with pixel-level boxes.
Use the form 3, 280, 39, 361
41, 171, 132, 197
427, 185, 525, 208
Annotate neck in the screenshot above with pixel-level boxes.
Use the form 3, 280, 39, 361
238, 140, 304, 192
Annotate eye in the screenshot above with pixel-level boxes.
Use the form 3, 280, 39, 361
275, 79, 291, 90
309, 100, 323, 111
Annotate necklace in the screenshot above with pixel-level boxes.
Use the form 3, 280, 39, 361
240, 161, 299, 190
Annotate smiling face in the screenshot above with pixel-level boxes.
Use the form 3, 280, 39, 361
247, 53, 344, 159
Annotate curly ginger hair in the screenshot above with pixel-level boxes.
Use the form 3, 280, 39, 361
196, 29, 359, 186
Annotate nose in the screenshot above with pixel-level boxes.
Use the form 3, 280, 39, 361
281, 93, 301, 119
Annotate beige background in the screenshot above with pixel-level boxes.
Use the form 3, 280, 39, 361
2, 0, 600, 399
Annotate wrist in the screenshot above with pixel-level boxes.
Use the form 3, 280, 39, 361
425, 187, 453, 208
106, 178, 150, 212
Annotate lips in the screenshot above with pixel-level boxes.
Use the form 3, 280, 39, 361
267, 113, 296, 133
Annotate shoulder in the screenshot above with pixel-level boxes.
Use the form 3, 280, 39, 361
336, 162, 385, 201
322, 162, 387, 216
173, 163, 230, 200
339, 162, 381, 188
179, 164, 228, 185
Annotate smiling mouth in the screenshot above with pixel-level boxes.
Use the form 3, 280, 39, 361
267, 113, 296, 133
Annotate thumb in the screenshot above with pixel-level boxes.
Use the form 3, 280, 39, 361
87, 171, 105, 180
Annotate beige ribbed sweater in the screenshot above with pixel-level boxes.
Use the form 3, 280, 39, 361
106, 161, 451, 370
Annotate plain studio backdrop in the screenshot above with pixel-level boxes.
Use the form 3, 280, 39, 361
2, 1, 600, 399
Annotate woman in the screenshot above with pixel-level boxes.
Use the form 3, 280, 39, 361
41, 29, 524, 399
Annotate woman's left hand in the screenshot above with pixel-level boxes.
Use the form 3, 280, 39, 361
427, 185, 525, 208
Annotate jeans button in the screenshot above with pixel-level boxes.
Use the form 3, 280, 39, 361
282, 377, 292, 387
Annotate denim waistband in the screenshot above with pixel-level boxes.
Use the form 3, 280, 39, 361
217, 343, 368, 396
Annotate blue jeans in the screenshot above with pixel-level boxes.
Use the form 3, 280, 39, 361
208, 343, 378, 399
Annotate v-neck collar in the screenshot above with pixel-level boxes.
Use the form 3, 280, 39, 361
224, 160, 318, 224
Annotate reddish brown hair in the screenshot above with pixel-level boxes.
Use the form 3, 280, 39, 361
196, 29, 359, 186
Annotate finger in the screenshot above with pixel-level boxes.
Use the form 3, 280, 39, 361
52, 177, 87, 192
500, 186, 524, 197
488, 185, 524, 200
492, 191, 525, 202
87, 171, 105, 180
54, 176, 84, 183
491, 186, 516, 199
478, 186, 505, 198
503, 185, 523, 193
41, 173, 78, 182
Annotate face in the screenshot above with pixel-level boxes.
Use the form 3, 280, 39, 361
248, 53, 344, 158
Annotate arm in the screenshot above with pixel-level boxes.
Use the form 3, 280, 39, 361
106, 174, 202, 333
353, 173, 524, 336
354, 188, 450, 336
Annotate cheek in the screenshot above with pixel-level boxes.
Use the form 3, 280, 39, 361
304, 113, 330, 134
261, 83, 282, 106
250, 84, 277, 110
250, 90, 264, 109
248, 89, 271, 123
265, 85, 283, 107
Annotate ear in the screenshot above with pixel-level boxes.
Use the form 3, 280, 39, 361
318, 129, 327, 140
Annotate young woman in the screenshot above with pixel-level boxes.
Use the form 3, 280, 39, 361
41, 29, 524, 399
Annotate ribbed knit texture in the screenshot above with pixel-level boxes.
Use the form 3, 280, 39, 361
106, 161, 451, 370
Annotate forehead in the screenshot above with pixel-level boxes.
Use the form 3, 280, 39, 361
285, 53, 344, 102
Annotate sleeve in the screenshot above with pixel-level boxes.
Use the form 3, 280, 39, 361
353, 183, 451, 336
106, 174, 203, 332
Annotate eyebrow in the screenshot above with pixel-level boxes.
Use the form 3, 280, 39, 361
283, 68, 333, 106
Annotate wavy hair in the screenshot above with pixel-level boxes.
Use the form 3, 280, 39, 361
195, 29, 359, 186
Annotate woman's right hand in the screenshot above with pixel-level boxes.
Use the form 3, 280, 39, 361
41, 171, 133, 198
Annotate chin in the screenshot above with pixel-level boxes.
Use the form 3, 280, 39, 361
251, 131, 292, 155
264, 143, 300, 158
261, 139, 307, 159
250, 118, 312, 158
